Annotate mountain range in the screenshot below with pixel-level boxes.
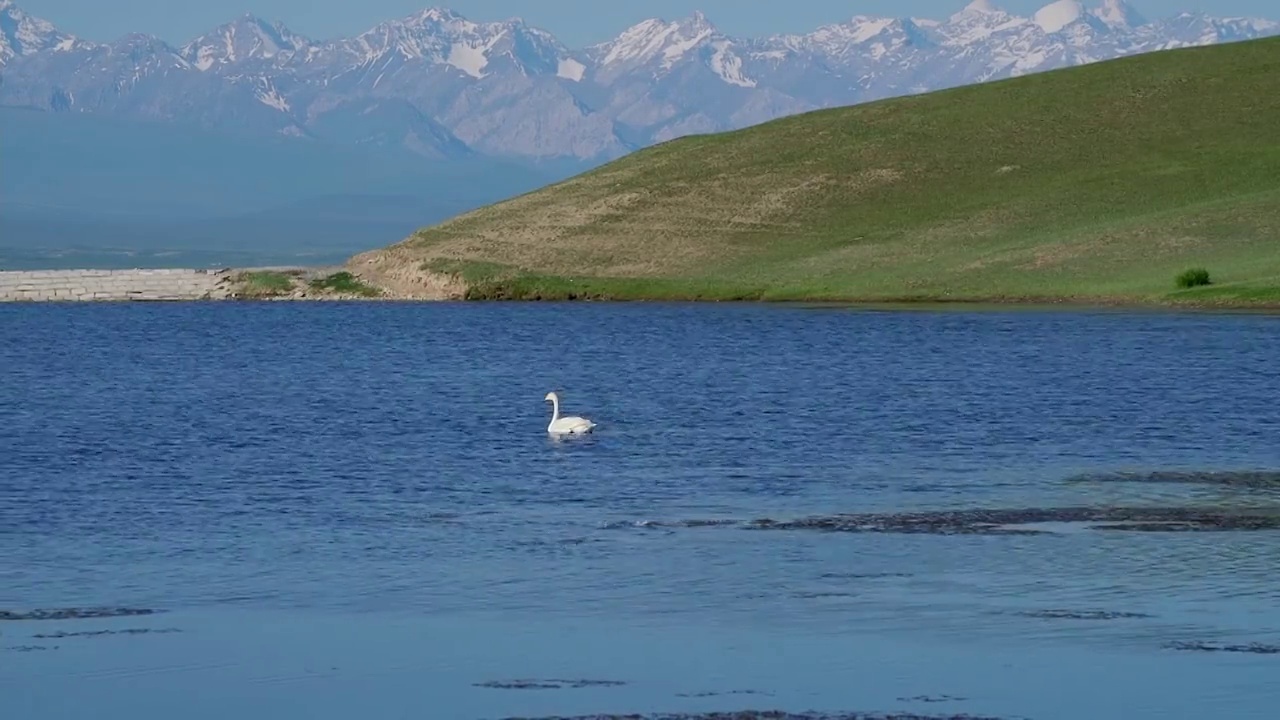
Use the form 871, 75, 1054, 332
3, 0, 1278, 163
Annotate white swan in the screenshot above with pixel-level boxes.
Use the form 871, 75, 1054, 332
544, 391, 596, 435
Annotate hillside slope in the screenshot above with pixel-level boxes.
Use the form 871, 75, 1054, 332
350, 36, 1280, 305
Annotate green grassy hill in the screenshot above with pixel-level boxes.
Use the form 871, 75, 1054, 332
350, 37, 1280, 305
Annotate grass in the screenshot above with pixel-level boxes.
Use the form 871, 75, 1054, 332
355, 36, 1280, 307
1167, 277, 1280, 306
231, 269, 385, 299
233, 270, 295, 298
308, 271, 383, 297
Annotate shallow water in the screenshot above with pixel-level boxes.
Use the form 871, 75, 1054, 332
2, 302, 1279, 720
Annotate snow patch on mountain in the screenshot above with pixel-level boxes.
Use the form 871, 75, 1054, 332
598, 13, 717, 68
181, 15, 310, 71
557, 57, 585, 81
447, 41, 490, 77
956, 0, 1003, 18
1092, 0, 1146, 29
1034, 1, 1086, 34
941, 1, 1031, 45
803, 17, 898, 50
254, 77, 290, 111
710, 41, 755, 87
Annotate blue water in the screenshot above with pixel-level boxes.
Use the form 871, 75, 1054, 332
2, 302, 1279, 720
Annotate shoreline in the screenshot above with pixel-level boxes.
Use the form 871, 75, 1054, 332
0, 265, 374, 303
3, 265, 1279, 313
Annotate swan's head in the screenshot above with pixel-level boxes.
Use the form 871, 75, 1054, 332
544, 391, 558, 402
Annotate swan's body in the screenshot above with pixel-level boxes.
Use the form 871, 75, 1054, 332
544, 391, 596, 435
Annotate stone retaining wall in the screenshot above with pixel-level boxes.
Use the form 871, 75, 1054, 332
0, 269, 234, 302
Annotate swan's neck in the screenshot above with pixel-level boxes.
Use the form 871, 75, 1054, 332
549, 397, 560, 423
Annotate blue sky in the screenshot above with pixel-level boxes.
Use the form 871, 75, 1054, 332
20, 0, 1277, 47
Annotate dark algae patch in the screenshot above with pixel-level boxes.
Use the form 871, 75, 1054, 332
33, 628, 182, 639
610, 506, 1280, 536
818, 573, 914, 580
476, 678, 628, 690
1, 608, 175, 652
1063, 469, 1280, 489
676, 691, 775, 699
494, 707, 1024, 712
1015, 610, 1153, 620
1166, 641, 1280, 655
0, 607, 162, 621
745, 507, 1280, 534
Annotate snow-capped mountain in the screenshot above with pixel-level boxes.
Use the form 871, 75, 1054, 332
0, 0, 87, 63
2, 0, 1277, 161
179, 14, 310, 71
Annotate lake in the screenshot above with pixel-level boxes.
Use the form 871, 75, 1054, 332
2, 301, 1279, 720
